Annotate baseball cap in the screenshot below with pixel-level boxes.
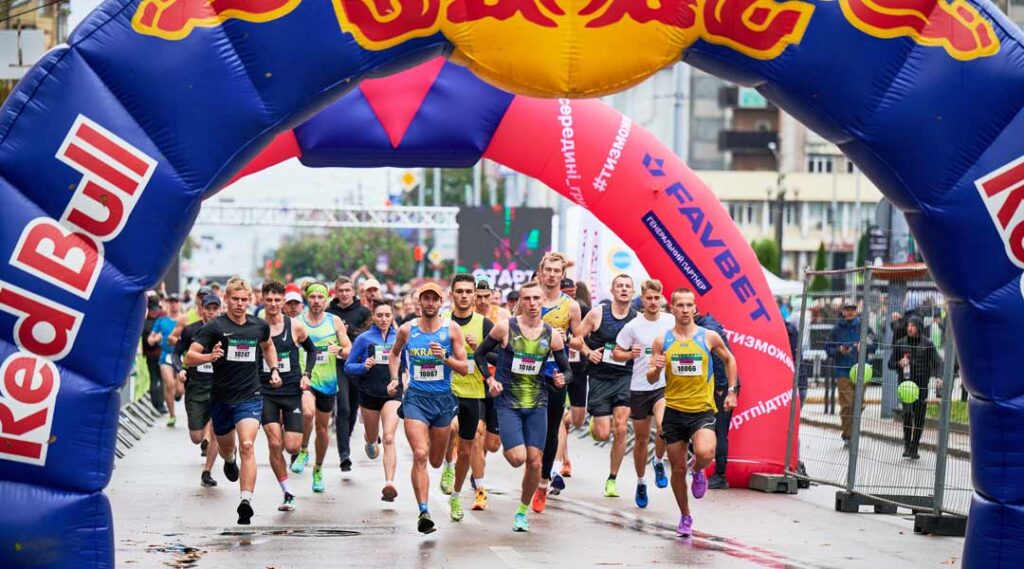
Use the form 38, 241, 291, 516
475, 279, 492, 291
196, 286, 212, 297
166, 293, 181, 302
202, 294, 222, 307
363, 278, 381, 290
284, 291, 303, 304
418, 282, 444, 299
560, 277, 575, 290
506, 290, 520, 302
842, 298, 858, 308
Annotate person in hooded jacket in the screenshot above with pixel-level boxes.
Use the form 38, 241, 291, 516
825, 299, 876, 446
887, 315, 942, 459
694, 310, 738, 490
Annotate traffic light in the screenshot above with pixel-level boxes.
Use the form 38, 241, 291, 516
414, 245, 424, 262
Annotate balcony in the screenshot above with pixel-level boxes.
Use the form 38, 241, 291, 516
719, 86, 777, 110
718, 130, 779, 154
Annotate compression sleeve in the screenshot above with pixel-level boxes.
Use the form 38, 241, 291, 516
475, 335, 501, 380
553, 348, 574, 385
301, 336, 317, 375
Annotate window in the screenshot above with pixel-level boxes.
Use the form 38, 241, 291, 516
808, 202, 826, 230
807, 154, 834, 174
846, 160, 858, 174
784, 202, 801, 227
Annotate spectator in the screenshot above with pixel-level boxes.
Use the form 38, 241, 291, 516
694, 309, 738, 490
361, 278, 382, 308
887, 316, 942, 459
825, 299, 876, 447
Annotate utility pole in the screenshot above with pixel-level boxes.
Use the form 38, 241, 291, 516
768, 141, 786, 263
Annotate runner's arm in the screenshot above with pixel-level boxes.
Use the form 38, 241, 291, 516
334, 316, 352, 358
475, 319, 508, 380
611, 323, 634, 362
446, 324, 469, 376
388, 325, 409, 382
647, 337, 665, 384
551, 332, 574, 385
343, 335, 368, 376
300, 335, 317, 377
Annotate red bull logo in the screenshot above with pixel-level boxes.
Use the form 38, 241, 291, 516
839, 0, 999, 60
132, 0, 302, 41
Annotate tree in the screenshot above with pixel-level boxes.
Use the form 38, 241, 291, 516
273, 228, 416, 283
751, 238, 781, 276
855, 229, 869, 267
419, 167, 507, 207
809, 242, 830, 292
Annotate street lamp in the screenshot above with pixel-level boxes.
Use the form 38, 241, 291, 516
767, 141, 786, 263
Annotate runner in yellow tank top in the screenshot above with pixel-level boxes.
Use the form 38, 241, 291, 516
648, 287, 737, 539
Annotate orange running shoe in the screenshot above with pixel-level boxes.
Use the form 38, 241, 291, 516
531, 487, 548, 513
560, 458, 573, 478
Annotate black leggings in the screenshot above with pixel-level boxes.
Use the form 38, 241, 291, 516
145, 355, 164, 411
713, 389, 733, 476
334, 370, 360, 461
903, 397, 927, 451
541, 380, 566, 482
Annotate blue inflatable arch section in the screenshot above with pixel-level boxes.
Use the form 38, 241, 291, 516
0, 1, 1023, 567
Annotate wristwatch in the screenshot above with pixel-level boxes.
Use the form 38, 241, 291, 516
727, 385, 739, 394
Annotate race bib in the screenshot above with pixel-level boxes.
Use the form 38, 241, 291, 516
227, 339, 256, 362
197, 362, 214, 374
512, 354, 542, 376
671, 354, 701, 376
466, 358, 476, 375
644, 347, 653, 356
568, 349, 581, 363
163, 353, 173, 365
602, 343, 626, 366
374, 345, 391, 365
413, 362, 442, 382
262, 358, 292, 373
315, 349, 329, 365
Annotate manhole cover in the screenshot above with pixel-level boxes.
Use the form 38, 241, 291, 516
220, 528, 360, 538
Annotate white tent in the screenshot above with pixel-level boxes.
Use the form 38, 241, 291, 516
761, 266, 803, 297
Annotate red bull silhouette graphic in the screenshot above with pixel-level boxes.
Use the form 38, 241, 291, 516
578, 0, 698, 29
133, 0, 302, 40
333, 0, 442, 48
840, 0, 999, 60
448, 0, 565, 27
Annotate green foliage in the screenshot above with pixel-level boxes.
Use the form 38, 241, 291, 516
855, 230, 869, 267
809, 242, 830, 292
420, 168, 506, 206
273, 228, 416, 282
751, 238, 781, 276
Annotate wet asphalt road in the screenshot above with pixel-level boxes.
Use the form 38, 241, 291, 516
110, 404, 965, 568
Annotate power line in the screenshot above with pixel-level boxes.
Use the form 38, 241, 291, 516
1, 0, 66, 26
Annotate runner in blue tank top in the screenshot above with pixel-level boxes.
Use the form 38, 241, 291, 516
388, 282, 469, 535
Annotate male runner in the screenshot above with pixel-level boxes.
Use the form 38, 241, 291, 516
474, 281, 572, 532
648, 288, 737, 537
612, 279, 674, 508
186, 278, 281, 524
326, 276, 371, 471
149, 294, 185, 427
442, 274, 496, 518
573, 274, 638, 498
475, 280, 511, 323
344, 299, 403, 501
297, 282, 350, 491
173, 292, 221, 487
283, 289, 304, 318
559, 277, 586, 479
259, 280, 317, 511
531, 252, 581, 512
388, 282, 469, 534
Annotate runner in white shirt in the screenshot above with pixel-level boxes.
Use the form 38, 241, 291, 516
612, 279, 674, 508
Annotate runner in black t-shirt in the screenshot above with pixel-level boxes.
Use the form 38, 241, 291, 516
258, 280, 318, 513
326, 276, 372, 471
187, 279, 279, 525
173, 293, 223, 487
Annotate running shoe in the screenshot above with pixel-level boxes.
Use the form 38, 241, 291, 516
531, 487, 548, 513
513, 512, 530, 532
167, 416, 176, 428
635, 483, 649, 508
676, 514, 693, 537
340, 458, 353, 472
550, 473, 566, 495
223, 459, 240, 483
560, 458, 573, 477
417, 511, 436, 534
653, 460, 668, 489
290, 449, 309, 474
440, 463, 455, 495
201, 471, 217, 487
472, 488, 488, 511
449, 495, 464, 522
604, 478, 620, 498
278, 492, 296, 512
237, 499, 254, 525
708, 473, 729, 490
365, 442, 380, 460
312, 468, 325, 493
691, 468, 708, 499
381, 484, 398, 502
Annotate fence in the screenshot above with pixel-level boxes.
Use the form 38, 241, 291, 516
784, 264, 969, 533
114, 347, 160, 459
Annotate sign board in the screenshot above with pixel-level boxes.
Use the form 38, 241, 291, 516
738, 87, 769, 109
457, 207, 552, 291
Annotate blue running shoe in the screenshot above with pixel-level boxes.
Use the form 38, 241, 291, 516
635, 482, 649, 508
550, 473, 566, 495
653, 460, 668, 489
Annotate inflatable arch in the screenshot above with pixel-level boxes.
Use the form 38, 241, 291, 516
233, 57, 797, 489
0, 1, 1022, 567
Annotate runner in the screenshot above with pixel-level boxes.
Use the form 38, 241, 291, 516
259, 280, 318, 512
149, 294, 185, 427
387, 282, 469, 534
326, 276, 371, 472
474, 280, 510, 323
184, 286, 212, 325
573, 274, 638, 499
647, 288, 738, 537
283, 288, 304, 318
531, 252, 582, 512
172, 292, 222, 487
612, 279, 674, 508
298, 282, 351, 491
343, 298, 403, 502
562, 278, 591, 478
441, 274, 496, 519
474, 281, 572, 532
186, 278, 281, 524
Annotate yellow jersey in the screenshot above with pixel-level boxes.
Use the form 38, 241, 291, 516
662, 327, 716, 414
